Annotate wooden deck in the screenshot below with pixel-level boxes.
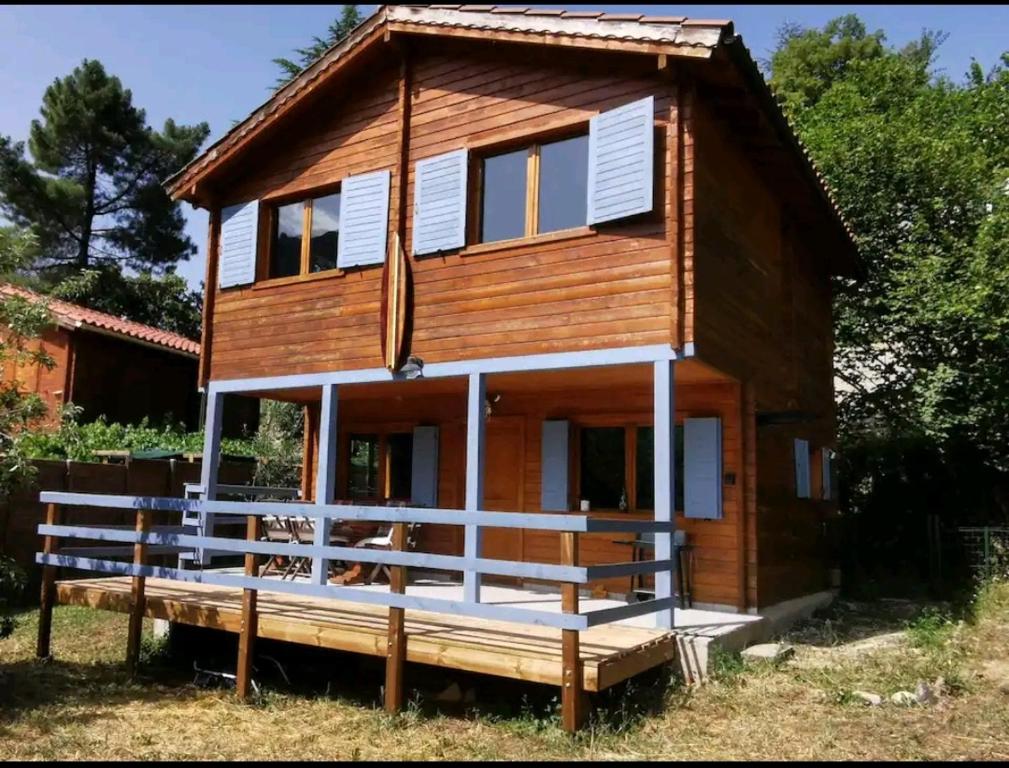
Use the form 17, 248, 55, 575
56, 577, 678, 692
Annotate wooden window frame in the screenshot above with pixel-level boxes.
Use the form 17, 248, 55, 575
469, 128, 589, 249
340, 423, 416, 504
256, 185, 344, 287
571, 415, 705, 517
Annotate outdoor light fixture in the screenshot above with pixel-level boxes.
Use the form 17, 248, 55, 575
400, 355, 424, 380
484, 393, 502, 417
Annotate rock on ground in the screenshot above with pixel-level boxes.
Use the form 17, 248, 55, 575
852, 690, 882, 706
740, 643, 795, 664
891, 690, 918, 706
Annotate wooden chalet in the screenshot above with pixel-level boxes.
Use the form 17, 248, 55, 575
36, 5, 859, 732
1, 284, 201, 429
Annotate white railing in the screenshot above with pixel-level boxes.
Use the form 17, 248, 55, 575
36, 491, 675, 631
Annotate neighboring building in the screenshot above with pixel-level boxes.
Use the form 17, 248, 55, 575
165, 5, 859, 613
1, 284, 202, 430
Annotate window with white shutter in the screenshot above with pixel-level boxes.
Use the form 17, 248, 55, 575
587, 95, 655, 225
219, 200, 259, 288
684, 417, 722, 520
337, 169, 391, 269
795, 438, 811, 499
541, 420, 570, 512
414, 149, 468, 256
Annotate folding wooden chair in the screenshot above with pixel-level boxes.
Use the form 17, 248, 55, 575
259, 515, 294, 578
353, 522, 420, 584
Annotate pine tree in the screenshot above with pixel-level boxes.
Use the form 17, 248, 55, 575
272, 5, 363, 89
0, 59, 209, 276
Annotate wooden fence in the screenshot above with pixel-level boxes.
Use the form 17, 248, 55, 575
0, 458, 256, 595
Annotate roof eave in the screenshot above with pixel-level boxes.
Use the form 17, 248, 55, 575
720, 36, 862, 278
164, 6, 732, 205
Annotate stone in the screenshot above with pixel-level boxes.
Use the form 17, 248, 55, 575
740, 643, 795, 664
891, 690, 918, 706
852, 690, 882, 706
433, 682, 463, 704
915, 680, 937, 705
998, 679, 1009, 696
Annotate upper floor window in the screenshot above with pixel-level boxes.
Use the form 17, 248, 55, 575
477, 133, 589, 245
268, 191, 342, 279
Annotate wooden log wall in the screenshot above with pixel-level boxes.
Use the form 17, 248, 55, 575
692, 99, 839, 607
206, 39, 681, 382
304, 375, 746, 609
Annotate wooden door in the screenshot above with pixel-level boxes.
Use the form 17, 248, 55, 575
481, 416, 524, 580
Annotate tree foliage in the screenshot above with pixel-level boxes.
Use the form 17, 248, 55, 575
769, 18, 1009, 521
0, 228, 53, 499
0, 59, 209, 274
272, 5, 363, 89
50, 267, 202, 340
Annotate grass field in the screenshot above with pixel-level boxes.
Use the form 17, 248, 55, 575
1, 582, 1008, 761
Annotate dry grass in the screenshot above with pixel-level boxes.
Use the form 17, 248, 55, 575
1, 583, 1008, 761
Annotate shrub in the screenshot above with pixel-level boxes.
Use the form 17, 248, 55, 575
0, 555, 27, 639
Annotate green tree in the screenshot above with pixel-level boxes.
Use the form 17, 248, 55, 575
51, 267, 203, 340
0, 59, 209, 275
272, 5, 363, 89
769, 18, 1009, 523
769, 14, 943, 116
0, 228, 53, 498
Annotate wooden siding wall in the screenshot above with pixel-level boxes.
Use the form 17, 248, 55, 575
692, 101, 838, 608
210, 65, 402, 379
1, 327, 70, 428
206, 40, 680, 381
70, 332, 201, 430
305, 379, 744, 608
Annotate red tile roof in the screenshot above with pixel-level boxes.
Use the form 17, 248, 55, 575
0, 283, 200, 357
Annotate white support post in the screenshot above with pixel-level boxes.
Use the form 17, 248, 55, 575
198, 387, 225, 565
464, 372, 486, 603
312, 383, 339, 584
653, 359, 677, 630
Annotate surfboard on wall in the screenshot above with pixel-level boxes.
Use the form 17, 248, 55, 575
380, 232, 409, 372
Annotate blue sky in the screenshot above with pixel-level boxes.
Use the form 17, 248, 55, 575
1, 4, 1007, 289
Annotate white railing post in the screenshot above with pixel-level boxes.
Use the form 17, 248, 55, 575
312, 383, 339, 584
464, 372, 486, 603
653, 358, 677, 630
198, 386, 225, 565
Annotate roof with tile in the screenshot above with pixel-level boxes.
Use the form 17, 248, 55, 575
164, 4, 856, 254
0, 284, 200, 357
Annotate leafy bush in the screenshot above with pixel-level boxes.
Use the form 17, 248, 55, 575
15, 403, 303, 490
906, 607, 956, 651
16, 404, 258, 462
0, 555, 27, 639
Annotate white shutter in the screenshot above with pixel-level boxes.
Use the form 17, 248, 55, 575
587, 95, 655, 225
219, 200, 259, 288
795, 438, 811, 499
337, 169, 391, 269
540, 420, 570, 512
413, 149, 468, 256
821, 448, 834, 501
684, 417, 722, 520
411, 426, 439, 508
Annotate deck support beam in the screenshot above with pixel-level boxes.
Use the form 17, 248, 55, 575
312, 383, 339, 584
236, 514, 260, 700
561, 531, 586, 733
385, 522, 408, 713
36, 503, 60, 659
125, 508, 150, 673
198, 386, 225, 564
653, 359, 677, 630
464, 372, 486, 603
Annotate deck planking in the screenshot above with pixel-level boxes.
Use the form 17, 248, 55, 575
56, 577, 677, 692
